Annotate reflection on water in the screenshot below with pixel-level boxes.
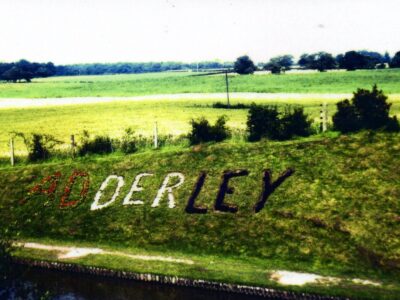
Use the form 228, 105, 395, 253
0, 265, 269, 300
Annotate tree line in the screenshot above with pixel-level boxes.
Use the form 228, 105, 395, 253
0, 60, 56, 82
56, 61, 233, 76
262, 50, 400, 74
2, 50, 400, 82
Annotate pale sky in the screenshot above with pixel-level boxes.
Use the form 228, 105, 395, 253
1, 0, 399, 64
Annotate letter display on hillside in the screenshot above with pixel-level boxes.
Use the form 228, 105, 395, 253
23, 168, 294, 214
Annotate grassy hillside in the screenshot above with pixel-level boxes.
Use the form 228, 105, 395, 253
1, 132, 399, 299
1, 69, 400, 98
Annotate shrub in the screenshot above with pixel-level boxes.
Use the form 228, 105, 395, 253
212, 102, 250, 109
78, 132, 113, 156
120, 128, 137, 154
333, 85, 399, 133
14, 132, 61, 162
247, 104, 312, 141
247, 105, 280, 141
280, 107, 313, 139
189, 116, 230, 145
332, 99, 361, 133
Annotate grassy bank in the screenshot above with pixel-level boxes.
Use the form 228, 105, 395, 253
1, 132, 399, 299
1, 69, 400, 98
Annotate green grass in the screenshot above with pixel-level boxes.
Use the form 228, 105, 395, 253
1, 96, 399, 157
2, 69, 400, 98
1, 132, 400, 299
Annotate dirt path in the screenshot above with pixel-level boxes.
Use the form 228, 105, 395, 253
20, 242, 194, 265
0, 93, 354, 109
18, 242, 381, 287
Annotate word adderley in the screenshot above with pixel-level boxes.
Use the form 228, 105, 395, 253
26, 169, 294, 214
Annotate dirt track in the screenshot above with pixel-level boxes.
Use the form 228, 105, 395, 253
0, 92, 354, 109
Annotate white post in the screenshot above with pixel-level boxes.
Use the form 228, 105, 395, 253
154, 121, 158, 149
320, 103, 328, 133
10, 138, 14, 166
323, 102, 328, 132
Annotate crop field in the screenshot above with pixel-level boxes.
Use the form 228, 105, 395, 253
1, 68, 400, 98
0, 96, 399, 156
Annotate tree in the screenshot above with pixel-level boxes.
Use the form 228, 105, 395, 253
297, 52, 336, 71
312, 52, 336, 71
383, 51, 391, 64
339, 51, 364, 70
298, 54, 311, 68
390, 51, 400, 68
234, 55, 256, 75
264, 55, 293, 74
333, 85, 399, 133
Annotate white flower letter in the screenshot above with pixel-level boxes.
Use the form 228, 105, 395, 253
123, 173, 153, 205
91, 175, 125, 211
151, 172, 185, 208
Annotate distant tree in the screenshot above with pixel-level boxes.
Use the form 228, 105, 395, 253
297, 52, 336, 71
234, 55, 256, 75
264, 55, 293, 74
298, 54, 311, 68
339, 51, 366, 71
0, 60, 56, 82
1, 66, 21, 82
390, 51, 400, 68
383, 51, 391, 64
358, 51, 384, 69
335, 54, 344, 68
312, 52, 336, 71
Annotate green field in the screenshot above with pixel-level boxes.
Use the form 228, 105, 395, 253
1, 132, 399, 299
1, 69, 400, 98
1, 95, 399, 157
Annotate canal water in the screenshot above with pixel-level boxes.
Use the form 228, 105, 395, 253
0, 265, 269, 300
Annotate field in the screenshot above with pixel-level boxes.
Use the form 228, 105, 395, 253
1, 69, 400, 98
1, 69, 400, 157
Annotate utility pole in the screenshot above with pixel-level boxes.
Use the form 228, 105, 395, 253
225, 70, 230, 107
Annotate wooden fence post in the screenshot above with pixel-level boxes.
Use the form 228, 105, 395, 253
70, 135, 76, 157
154, 122, 158, 149
10, 138, 15, 166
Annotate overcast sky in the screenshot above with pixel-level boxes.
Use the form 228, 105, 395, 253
1, 0, 399, 64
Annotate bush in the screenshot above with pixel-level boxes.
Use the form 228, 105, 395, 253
247, 105, 280, 141
189, 116, 230, 145
247, 104, 312, 141
332, 99, 361, 133
78, 132, 113, 156
120, 128, 137, 154
14, 133, 61, 162
333, 85, 399, 133
212, 102, 250, 109
280, 107, 313, 139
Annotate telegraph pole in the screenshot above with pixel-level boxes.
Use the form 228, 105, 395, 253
225, 70, 230, 107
